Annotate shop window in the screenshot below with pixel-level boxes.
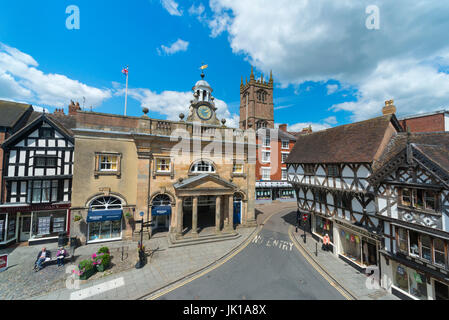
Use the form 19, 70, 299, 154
303, 164, 315, 175
400, 188, 439, 212
421, 235, 432, 262
0, 214, 5, 242
408, 270, 427, 300
339, 229, 361, 264
393, 262, 409, 292
256, 189, 271, 200
31, 210, 67, 239
315, 216, 333, 242
434, 238, 446, 267
156, 158, 171, 172
191, 160, 216, 173
409, 231, 420, 256
6, 213, 16, 241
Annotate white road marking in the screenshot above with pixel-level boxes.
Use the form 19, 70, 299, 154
70, 277, 125, 300
254, 235, 293, 251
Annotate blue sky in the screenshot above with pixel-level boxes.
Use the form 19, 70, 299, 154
1, 1, 449, 131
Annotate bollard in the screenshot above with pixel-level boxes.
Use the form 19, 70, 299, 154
315, 242, 318, 257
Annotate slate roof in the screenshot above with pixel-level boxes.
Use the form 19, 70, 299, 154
0, 100, 32, 128
286, 114, 396, 164
257, 128, 297, 141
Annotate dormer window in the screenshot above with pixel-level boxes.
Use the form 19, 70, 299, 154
327, 165, 340, 177
191, 160, 215, 173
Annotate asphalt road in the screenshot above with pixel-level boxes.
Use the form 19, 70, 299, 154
158, 209, 345, 300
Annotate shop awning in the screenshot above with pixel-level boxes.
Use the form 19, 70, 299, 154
86, 210, 123, 223
151, 206, 171, 216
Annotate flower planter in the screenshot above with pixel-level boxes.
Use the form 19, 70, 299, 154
96, 264, 106, 272
79, 267, 96, 280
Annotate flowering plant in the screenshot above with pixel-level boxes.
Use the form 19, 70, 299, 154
77, 259, 94, 275
91, 252, 105, 265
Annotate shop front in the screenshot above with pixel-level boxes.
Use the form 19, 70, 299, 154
1, 204, 70, 246
86, 209, 123, 243
0, 211, 18, 246
392, 261, 429, 300
255, 181, 296, 203
335, 219, 380, 270
313, 215, 334, 251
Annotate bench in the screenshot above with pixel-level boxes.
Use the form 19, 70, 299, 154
34, 247, 76, 271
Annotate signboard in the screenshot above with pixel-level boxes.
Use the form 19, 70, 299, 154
151, 206, 172, 216
0, 255, 7, 272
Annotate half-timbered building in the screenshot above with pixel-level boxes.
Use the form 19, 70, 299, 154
286, 114, 402, 271
0, 112, 75, 245
370, 131, 449, 300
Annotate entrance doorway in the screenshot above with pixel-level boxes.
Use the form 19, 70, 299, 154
183, 196, 216, 233
233, 193, 243, 225
151, 194, 172, 234
362, 240, 378, 266
20, 216, 31, 242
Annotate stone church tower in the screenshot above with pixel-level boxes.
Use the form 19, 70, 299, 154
239, 67, 274, 130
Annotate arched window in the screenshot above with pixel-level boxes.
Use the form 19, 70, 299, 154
191, 160, 216, 173
90, 196, 123, 211
152, 194, 171, 206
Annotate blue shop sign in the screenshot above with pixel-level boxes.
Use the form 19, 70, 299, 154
86, 209, 123, 222
151, 206, 171, 216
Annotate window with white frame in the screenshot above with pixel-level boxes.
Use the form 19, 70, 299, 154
281, 140, 289, 149
263, 136, 270, 147
262, 151, 270, 162
282, 168, 287, 180
262, 167, 271, 180
191, 160, 215, 173
156, 158, 171, 172
281, 153, 289, 163
99, 155, 118, 171
233, 163, 244, 174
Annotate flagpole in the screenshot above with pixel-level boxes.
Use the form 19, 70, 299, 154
124, 67, 128, 116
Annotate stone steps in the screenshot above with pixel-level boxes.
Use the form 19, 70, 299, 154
168, 231, 241, 248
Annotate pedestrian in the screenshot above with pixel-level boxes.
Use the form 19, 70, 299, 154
56, 247, 67, 267
35, 247, 50, 271
322, 233, 331, 251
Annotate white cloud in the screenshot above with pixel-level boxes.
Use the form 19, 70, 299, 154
326, 84, 339, 95
189, 3, 206, 19
160, 0, 182, 16
157, 39, 189, 56
0, 43, 111, 108
288, 122, 331, 133
205, 0, 449, 121
323, 116, 337, 125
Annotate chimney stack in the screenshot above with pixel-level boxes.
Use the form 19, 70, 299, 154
53, 108, 65, 115
382, 99, 396, 115
68, 100, 81, 116
279, 124, 287, 132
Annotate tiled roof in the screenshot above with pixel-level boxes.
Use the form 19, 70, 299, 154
286, 115, 396, 164
0, 100, 32, 128
257, 128, 297, 141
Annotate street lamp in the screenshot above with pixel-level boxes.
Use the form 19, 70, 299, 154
135, 211, 154, 269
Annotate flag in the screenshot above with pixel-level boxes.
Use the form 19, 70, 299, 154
122, 66, 128, 76
200, 64, 208, 70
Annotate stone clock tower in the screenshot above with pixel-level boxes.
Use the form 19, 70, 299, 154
187, 72, 221, 125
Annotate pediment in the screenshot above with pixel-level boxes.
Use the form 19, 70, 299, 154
174, 173, 237, 191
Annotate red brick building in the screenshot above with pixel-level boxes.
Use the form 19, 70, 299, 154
399, 110, 449, 133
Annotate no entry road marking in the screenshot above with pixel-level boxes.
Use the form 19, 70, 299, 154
252, 234, 293, 251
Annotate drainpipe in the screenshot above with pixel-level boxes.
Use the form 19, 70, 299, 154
147, 152, 152, 239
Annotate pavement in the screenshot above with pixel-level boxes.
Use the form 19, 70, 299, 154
289, 223, 400, 300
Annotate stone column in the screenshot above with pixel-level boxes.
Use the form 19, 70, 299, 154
215, 196, 221, 233
228, 195, 234, 231
176, 197, 183, 236
192, 196, 198, 236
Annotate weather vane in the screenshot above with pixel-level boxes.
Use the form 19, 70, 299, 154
199, 61, 208, 79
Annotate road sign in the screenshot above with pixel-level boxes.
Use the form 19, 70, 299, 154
303, 214, 308, 222
0, 254, 8, 272
139, 211, 144, 217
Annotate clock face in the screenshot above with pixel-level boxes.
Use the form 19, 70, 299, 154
197, 105, 212, 120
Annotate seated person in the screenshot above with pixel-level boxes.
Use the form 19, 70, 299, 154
56, 247, 68, 267
35, 247, 51, 271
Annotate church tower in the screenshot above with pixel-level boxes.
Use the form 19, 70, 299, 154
239, 67, 274, 130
